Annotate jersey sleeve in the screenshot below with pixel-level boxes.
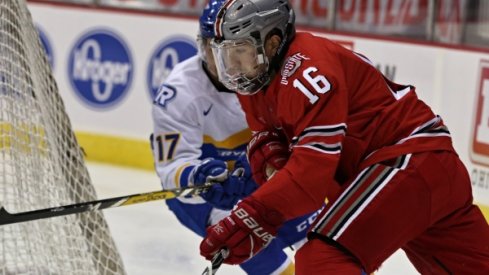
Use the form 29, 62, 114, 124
252, 47, 351, 220
151, 82, 204, 190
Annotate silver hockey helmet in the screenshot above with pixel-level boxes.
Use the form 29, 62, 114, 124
210, 0, 295, 94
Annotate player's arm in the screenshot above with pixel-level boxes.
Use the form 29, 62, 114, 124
151, 83, 205, 190
152, 83, 258, 209
237, 94, 291, 185
252, 58, 349, 220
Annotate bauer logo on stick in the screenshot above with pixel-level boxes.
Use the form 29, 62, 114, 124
146, 36, 197, 100
68, 28, 134, 109
471, 60, 489, 167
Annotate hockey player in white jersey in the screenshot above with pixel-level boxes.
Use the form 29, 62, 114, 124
150, 0, 320, 274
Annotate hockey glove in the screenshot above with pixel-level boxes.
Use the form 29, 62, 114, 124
190, 158, 229, 186
191, 158, 257, 210
200, 197, 284, 265
247, 130, 290, 185
229, 154, 258, 198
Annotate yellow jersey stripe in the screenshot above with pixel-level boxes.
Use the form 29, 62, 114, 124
203, 129, 251, 149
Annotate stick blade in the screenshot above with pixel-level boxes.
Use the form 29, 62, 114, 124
0, 206, 14, 226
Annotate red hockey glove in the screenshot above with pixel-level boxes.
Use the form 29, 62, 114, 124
246, 130, 290, 185
200, 197, 284, 265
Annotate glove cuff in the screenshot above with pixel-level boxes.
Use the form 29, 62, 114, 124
181, 164, 197, 187
247, 131, 288, 158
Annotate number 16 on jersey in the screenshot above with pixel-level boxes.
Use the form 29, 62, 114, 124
293, 67, 331, 104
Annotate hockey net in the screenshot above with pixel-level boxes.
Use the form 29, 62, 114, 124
0, 1, 126, 274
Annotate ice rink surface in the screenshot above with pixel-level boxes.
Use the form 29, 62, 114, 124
87, 161, 419, 275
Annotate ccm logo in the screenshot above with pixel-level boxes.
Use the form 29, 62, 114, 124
471, 60, 489, 166
235, 208, 274, 246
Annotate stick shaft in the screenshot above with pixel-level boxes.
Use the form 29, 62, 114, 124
202, 249, 228, 275
0, 184, 209, 226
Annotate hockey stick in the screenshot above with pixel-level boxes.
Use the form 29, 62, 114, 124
0, 183, 214, 226
202, 249, 229, 275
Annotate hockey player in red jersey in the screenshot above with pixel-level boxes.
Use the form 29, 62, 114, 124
199, 0, 489, 274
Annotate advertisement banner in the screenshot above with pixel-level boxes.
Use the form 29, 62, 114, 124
335, 0, 429, 37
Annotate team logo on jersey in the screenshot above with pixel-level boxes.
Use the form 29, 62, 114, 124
68, 29, 133, 109
147, 36, 197, 100
280, 52, 310, 85
470, 60, 489, 166
36, 25, 54, 69
154, 84, 177, 108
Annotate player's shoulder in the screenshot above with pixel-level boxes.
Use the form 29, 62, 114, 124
277, 33, 330, 86
282, 33, 336, 68
291, 32, 340, 56
165, 55, 205, 91
278, 33, 347, 87
271, 33, 343, 118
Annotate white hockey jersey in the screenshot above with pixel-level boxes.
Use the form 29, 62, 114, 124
151, 55, 251, 204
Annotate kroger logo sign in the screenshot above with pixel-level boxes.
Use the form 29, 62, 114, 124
36, 25, 54, 69
147, 36, 197, 99
68, 29, 133, 109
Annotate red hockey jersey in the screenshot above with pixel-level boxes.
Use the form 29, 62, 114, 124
238, 32, 455, 220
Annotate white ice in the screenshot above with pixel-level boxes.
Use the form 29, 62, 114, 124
87, 162, 419, 275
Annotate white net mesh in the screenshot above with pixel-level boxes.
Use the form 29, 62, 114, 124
0, 1, 126, 274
